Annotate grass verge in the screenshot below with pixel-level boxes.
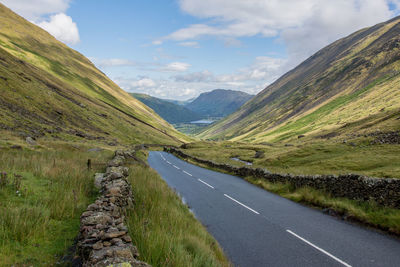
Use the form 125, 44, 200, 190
125, 151, 230, 267
246, 177, 400, 235
0, 145, 112, 266
179, 140, 400, 178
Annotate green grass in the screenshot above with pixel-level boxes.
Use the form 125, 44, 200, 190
125, 151, 230, 267
246, 178, 400, 234
172, 123, 209, 135
180, 140, 400, 178
0, 143, 231, 266
0, 146, 112, 266
261, 76, 392, 141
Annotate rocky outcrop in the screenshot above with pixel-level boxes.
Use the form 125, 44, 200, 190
165, 147, 400, 208
369, 131, 400, 145
77, 150, 150, 267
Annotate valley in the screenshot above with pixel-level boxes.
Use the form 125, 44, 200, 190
132, 89, 253, 135
0, 1, 399, 267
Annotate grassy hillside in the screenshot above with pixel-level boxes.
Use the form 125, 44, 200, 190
185, 89, 253, 118
0, 3, 190, 146
131, 93, 202, 124
199, 17, 400, 143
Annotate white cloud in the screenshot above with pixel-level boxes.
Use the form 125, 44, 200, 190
164, 0, 398, 65
134, 78, 156, 88
92, 58, 192, 74
221, 37, 242, 47
117, 56, 287, 100
0, 0, 70, 20
38, 13, 80, 45
211, 56, 287, 86
174, 70, 214, 82
163, 62, 191, 72
281, 0, 396, 64
117, 77, 157, 91
93, 58, 137, 68
178, 41, 200, 48
152, 40, 163, 45
1, 0, 80, 45
115, 76, 212, 100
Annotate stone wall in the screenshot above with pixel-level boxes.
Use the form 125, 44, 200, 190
77, 150, 150, 267
165, 147, 400, 208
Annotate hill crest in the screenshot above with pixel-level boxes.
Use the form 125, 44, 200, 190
0, 3, 189, 145
198, 16, 400, 142
185, 89, 254, 118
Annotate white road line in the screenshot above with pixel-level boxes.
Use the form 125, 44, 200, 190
223, 194, 259, 215
286, 230, 352, 267
166, 161, 171, 164
183, 170, 192, 176
173, 165, 180, 169
198, 179, 215, 189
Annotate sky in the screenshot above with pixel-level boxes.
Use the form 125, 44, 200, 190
2, 0, 400, 100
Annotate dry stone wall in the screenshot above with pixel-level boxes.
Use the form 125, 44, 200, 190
165, 147, 400, 208
77, 150, 150, 267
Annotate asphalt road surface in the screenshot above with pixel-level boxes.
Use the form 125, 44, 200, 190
148, 151, 400, 267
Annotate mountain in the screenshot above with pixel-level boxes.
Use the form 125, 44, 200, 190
185, 89, 254, 118
131, 90, 253, 125
199, 16, 400, 142
164, 97, 195, 106
130, 93, 202, 124
0, 3, 189, 145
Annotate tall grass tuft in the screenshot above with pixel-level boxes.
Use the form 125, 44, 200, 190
125, 154, 230, 267
0, 147, 112, 266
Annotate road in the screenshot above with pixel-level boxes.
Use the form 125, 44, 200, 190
148, 151, 400, 267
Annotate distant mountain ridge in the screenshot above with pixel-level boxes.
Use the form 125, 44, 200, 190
199, 16, 400, 142
131, 89, 253, 126
164, 98, 195, 106
185, 89, 254, 117
130, 93, 202, 124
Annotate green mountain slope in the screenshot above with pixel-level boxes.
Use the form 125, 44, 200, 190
0, 3, 190, 145
185, 89, 254, 118
199, 17, 400, 142
130, 93, 202, 124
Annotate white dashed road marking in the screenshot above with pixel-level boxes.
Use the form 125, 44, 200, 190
158, 152, 355, 267
198, 179, 215, 189
224, 194, 259, 215
286, 230, 352, 267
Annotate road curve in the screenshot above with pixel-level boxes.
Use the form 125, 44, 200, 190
148, 151, 400, 267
